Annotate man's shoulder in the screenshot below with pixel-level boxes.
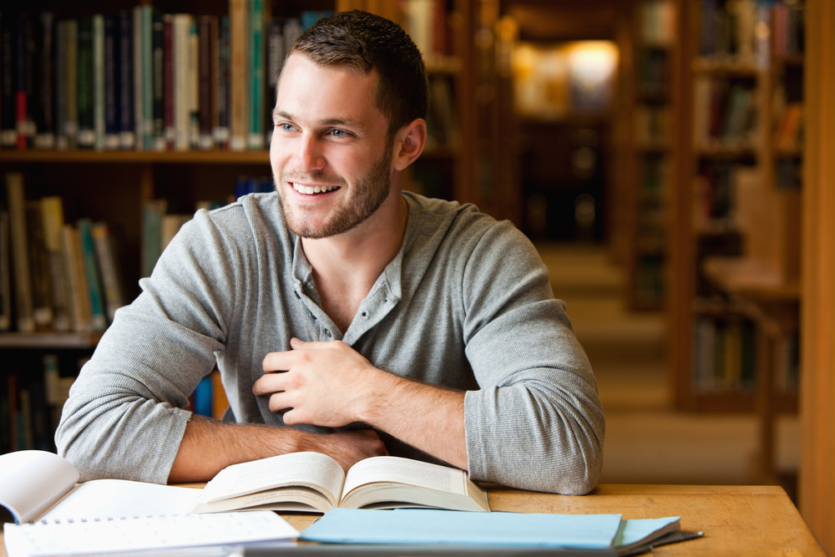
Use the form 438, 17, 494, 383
194, 192, 291, 241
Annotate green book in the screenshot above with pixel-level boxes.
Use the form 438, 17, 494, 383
76, 17, 95, 149
77, 219, 106, 332
249, 0, 264, 149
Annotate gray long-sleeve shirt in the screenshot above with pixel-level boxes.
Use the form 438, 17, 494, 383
56, 191, 604, 494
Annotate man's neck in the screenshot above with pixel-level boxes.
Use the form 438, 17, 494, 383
301, 192, 409, 334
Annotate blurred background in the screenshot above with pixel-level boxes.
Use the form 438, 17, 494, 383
2, 0, 834, 549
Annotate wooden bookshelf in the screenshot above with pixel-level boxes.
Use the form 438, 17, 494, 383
669, 0, 804, 488
620, 0, 678, 311
0, 0, 488, 455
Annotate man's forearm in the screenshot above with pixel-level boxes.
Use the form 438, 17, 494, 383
168, 415, 302, 482
168, 415, 388, 482
360, 373, 468, 470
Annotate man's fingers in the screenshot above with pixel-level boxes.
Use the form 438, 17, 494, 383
252, 373, 287, 396
262, 350, 297, 372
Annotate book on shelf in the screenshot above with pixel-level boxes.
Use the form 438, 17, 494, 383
189, 369, 230, 419
24, 201, 54, 330
41, 197, 72, 332
191, 451, 490, 514
93, 14, 105, 151
772, 0, 805, 58
77, 219, 107, 331
142, 198, 167, 277
693, 316, 755, 393
91, 222, 126, 323
229, 0, 249, 151
6, 173, 35, 332
0, 451, 298, 557
0, 16, 16, 148
640, 0, 676, 47
62, 224, 92, 332
699, 0, 770, 66
65, 19, 79, 149
34, 13, 56, 150
249, 0, 265, 150
0, 210, 10, 330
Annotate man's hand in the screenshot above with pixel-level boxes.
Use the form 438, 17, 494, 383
254, 338, 385, 427
302, 429, 388, 472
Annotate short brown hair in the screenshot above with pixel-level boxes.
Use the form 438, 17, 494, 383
288, 10, 428, 137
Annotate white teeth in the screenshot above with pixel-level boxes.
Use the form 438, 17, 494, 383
292, 183, 337, 194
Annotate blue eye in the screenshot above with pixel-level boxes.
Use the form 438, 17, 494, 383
330, 129, 348, 137
278, 123, 296, 131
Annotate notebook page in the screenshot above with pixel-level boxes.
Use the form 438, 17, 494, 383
38, 480, 201, 523
0, 451, 79, 524
3, 511, 298, 557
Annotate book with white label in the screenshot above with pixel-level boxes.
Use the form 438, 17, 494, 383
191, 452, 490, 514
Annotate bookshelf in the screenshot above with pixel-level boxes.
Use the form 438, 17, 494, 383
621, 0, 678, 311
669, 0, 804, 481
0, 0, 486, 455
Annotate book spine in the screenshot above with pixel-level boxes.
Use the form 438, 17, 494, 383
92, 222, 125, 323
29, 380, 52, 451
142, 6, 153, 150
77, 219, 107, 332
0, 210, 10, 330
26, 201, 54, 329
6, 172, 34, 332
163, 15, 175, 150
92, 14, 105, 150
174, 15, 189, 151
211, 370, 229, 420
7, 373, 18, 452
198, 16, 213, 150
229, 0, 248, 151
42, 354, 61, 431
65, 20, 78, 149
209, 17, 219, 149
133, 6, 143, 151
188, 19, 199, 149
119, 10, 135, 149
23, 15, 37, 149
215, 16, 230, 149
62, 224, 89, 332
0, 16, 17, 148
55, 20, 68, 150
152, 10, 165, 151
142, 199, 166, 277
76, 16, 95, 149
104, 13, 120, 150
35, 12, 56, 149
193, 375, 213, 417
40, 197, 71, 332
16, 14, 30, 149
266, 17, 284, 147
249, 0, 264, 150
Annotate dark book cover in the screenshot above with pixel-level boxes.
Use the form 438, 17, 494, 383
77, 16, 95, 149
34, 12, 55, 149
1, 15, 17, 148
28, 380, 54, 451
118, 10, 135, 149
104, 13, 120, 149
16, 13, 31, 149
25, 201, 53, 330
215, 16, 230, 149
152, 9, 165, 150
55, 20, 68, 149
266, 17, 285, 147
198, 15, 213, 149
163, 14, 174, 149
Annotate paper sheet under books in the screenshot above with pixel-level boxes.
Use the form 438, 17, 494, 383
4, 511, 298, 557
299, 508, 681, 550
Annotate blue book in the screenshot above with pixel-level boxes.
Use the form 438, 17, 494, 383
193, 376, 213, 417
77, 219, 107, 331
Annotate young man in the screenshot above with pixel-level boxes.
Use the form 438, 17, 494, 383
56, 11, 604, 495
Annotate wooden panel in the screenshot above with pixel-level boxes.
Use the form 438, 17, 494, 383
799, 0, 835, 551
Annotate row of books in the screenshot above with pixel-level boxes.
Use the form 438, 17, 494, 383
693, 77, 759, 149
692, 316, 756, 393
773, 102, 803, 152
403, 0, 456, 64
693, 161, 757, 230
1, 355, 79, 454
634, 105, 671, 147
190, 370, 230, 421
699, 0, 771, 68
0, 6, 329, 152
637, 49, 670, 99
2, 173, 127, 334
639, 0, 677, 47
772, 0, 805, 58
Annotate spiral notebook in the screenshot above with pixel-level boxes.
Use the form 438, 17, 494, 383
0, 451, 298, 557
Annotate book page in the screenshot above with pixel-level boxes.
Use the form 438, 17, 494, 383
0, 451, 79, 524
342, 457, 468, 500
201, 452, 345, 506
39, 480, 201, 523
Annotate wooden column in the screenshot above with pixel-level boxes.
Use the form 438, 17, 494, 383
799, 0, 835, 551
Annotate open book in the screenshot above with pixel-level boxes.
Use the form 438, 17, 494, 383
1, 451, 297, 557
191, 452, 490, 514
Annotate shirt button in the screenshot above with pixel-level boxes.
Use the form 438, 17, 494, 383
362, 311, 368, 317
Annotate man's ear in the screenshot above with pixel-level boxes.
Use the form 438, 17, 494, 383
393, 119, 427, 171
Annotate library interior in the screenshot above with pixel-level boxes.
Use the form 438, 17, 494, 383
1, 0, 835, 553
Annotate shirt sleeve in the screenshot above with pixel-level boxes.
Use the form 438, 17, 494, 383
54, 209, 241, 483
460, 221, 605, 495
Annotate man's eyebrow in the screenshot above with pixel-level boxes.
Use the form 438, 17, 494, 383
273, 110, 362, 129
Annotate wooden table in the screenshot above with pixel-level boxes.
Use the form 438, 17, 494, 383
1, 484, 823, 556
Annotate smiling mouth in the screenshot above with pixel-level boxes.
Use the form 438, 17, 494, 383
291, 183, 341, 195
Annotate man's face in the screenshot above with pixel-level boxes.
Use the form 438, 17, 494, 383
270, 53, 394, 239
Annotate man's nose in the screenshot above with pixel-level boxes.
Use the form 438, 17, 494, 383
294, 134, 325, 173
